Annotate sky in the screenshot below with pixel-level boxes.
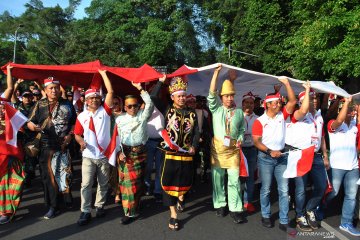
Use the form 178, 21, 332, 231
0, 0, 92, 19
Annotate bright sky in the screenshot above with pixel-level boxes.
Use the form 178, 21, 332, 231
0, 0, 92, 19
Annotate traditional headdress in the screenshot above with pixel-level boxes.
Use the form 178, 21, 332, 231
242, 91, 256, 101
186, 94, 196, 102
44, 77, 60, 87
220, 80, 235, 96
169, 77, 187, 95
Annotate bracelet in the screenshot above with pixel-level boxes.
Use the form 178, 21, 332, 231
266, 149, 272, 155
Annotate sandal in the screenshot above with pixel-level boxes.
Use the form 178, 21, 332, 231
168, 218, 179, 231
176, 199, 185, 212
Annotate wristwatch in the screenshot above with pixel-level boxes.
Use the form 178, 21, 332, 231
266, 149, 272, 155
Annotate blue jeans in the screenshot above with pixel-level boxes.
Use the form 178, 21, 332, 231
326, 168, 359, 225
295, 154, 327, 217
258, 151, 289, 224
144, 139, 163, 194
242, 146, 257, 203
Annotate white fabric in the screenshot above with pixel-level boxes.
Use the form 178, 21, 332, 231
328, 119, 358, 170
283, 150, 302, 178
185, 63, 351, 104
147, 106, 164, 139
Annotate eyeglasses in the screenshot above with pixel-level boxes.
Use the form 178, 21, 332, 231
126, 104, 139, 109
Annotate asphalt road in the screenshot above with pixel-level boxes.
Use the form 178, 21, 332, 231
0, 159, 358, 240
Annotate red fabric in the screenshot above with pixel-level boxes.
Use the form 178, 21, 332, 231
1, 61, 163, 96
103, 103, 112, 116
252, 119, 263, 136
296, 145, 315, 177
239, 148, 249, 177
73, 118, 84, 135
104, 125, 120, 167
327, 120, 336, 133
167, 65, 198, 78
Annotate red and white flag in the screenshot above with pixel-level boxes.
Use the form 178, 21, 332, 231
104, 125, 121, 167
239, 148, 249, 177
72, 86, 82, 111
160, 129, 188, 153
283, 145, 315, 178
4, 102, 28, 147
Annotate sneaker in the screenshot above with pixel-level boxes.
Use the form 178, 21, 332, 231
306, 210, 319, 229
216, 207, 226, 217
95, 207, 106, 218
296, 216, 313, 232
244, 203, 255, 213
279, 223, 288, 232
0, 215, 11, 224
44, 207, 57, 219
77, 212, 91, 226
230, 212, 247, 224
339, 223, 360, 237
261, 217, 273, 228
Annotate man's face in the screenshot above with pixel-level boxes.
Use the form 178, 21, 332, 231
171, 92, 186, 108
266, 99, 282, 113
242, 98, 254, 113
124, 98, 139, 116
86, 96, 101, 110
45, 84, 60, 101
221, 94, 235, 108
113, 98, 123, 112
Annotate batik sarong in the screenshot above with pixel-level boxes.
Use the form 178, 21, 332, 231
51, 150, 72, 194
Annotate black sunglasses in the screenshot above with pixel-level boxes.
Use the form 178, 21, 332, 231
126, 104, 139, 109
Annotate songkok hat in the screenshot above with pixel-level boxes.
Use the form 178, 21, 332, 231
220, 80, 235, 96
44, 77, 60, 87
32, 89, 41, 95
169, 77, 187, 95
85, 88, 101, 99
298, 89, 316, 102
242, 91, 256, 101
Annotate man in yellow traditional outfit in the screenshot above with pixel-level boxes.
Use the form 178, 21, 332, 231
208, 64, 246, 223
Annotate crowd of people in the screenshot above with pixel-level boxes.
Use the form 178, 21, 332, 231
0, 63, 360, 237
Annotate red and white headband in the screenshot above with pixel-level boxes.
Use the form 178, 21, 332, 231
298, 90, 316, 102
85, 88, 101, 99
44, 77, 60, 87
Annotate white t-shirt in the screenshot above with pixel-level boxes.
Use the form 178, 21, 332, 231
327, 119, 358, 170
242, 112, 258, 147
285, 110, 324, 152
252, 108, 290, 151
74, 103, 112, 159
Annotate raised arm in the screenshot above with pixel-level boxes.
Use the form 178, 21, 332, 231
330, 97, 352, 130
3, 65, 14, 100
293, 81, 311, 120
278, 76, 297, 114
209, 64, 222, 93
11, 79, 23, 103
99, 70, 114, 108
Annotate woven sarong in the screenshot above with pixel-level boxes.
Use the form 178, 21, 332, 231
161, 152, 193, 197
118, 150, 146, 216
0, 156, 25, 217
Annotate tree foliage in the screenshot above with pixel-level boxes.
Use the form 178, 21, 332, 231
0, 0, 358, 91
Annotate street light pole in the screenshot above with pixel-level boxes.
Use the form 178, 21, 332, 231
13, 24, 24, 63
